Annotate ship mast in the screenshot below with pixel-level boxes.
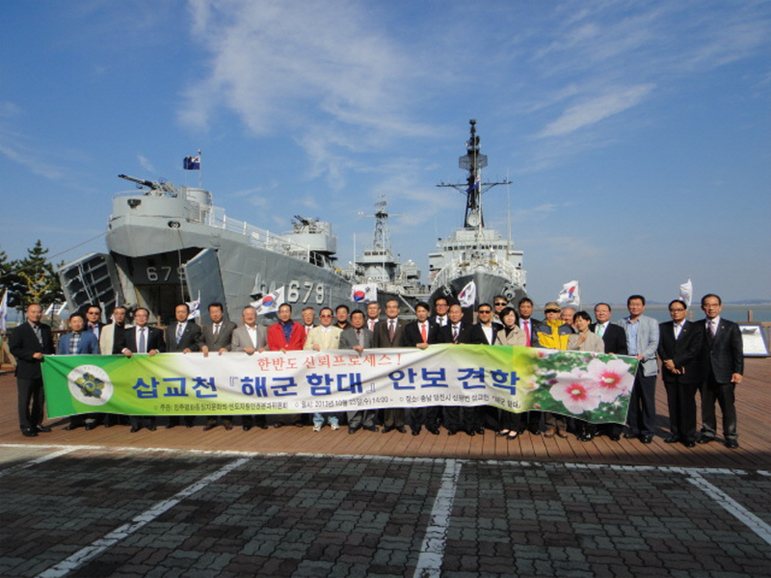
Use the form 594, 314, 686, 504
437, 119, 510, 230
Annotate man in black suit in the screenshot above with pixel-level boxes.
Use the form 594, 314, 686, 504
84, 303, 106, 342
696, 293, 743, 449
403, 301, 440, 435
429, 297, 450, 328
9, 303, 55, 437
657, 299, 703, 447
437, 303, 474, 435
467, 303, 500, 434
591, 302, 628, 441
165, 302, 203, 428
120, 307, 166, 432
201, 302, 238, 431
517, 298, 539, 347
373, 299, 407, 433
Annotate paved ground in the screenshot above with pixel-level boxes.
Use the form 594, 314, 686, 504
1, 444, 769, 578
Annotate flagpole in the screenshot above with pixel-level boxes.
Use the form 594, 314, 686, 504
198, 149, 202, 189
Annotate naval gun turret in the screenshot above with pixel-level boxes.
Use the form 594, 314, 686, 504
118, 174, 178, 195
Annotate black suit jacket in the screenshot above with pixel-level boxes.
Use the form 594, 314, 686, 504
120, 325, 166, 353
9, 321, 55, 379
436, 323, 474, 345
657, 320, 704, 384
590, 323, 628, 355
403, 320, 439, 347
468, 322, 500, 345
373, 318, 406, 348
695, 318, 743, 383
165, 321, 202, 352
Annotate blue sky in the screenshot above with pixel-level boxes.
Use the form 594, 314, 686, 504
1, 0, 769, 306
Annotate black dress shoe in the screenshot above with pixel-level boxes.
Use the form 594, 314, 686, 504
130, 426, 141, 433
697, 436, 715, 444
447, 429, 457, 436
683, 441, 696, 448
411, 427, 421, 436
474, 428, 485, 435
165, 423, 176, 429
396, 426, 406, 434
427, 427, 440, 435
623, 432, 638, 439
21, 428, 38, 437
640, 435, 653, 444
381, 426, 394, 433
664, 435, 680, 444
224, 423, 234, 431
203, 424, 216, 431
363, 425, 379, 432
609, 435, 621, 442
725, 439, 739, 449
147, 424, 156, 431
243, 425, 253, 431
465, 428, 475, 437
85, 423, 98, 431
64, 424, 80, 431
348, 427, 359, 434
37, 425, 52, 433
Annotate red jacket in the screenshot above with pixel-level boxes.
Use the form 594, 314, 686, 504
267, 321, 307, 351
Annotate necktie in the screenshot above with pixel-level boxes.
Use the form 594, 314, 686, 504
388, 320, 395, 341
452, 325, 459, 343
596, 324, 604, 338
674, 323, 682, 340
32, 324, 43, 345
214, 323, 220, 335
420, 323, 427, 343
524, 320, 530, 347
176, 323, 184, 344
138, 328, 146, 353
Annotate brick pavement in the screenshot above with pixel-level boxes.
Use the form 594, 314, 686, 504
0, 445, 769, 578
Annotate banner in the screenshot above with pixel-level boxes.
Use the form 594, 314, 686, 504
42, 345, 638, 424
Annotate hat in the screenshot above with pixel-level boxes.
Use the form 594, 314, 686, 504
544, 301, 561, 312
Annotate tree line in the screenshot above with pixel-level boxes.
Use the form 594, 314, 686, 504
0, 240, 65, 312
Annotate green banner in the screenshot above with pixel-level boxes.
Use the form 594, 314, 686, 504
41, 344, 638, 424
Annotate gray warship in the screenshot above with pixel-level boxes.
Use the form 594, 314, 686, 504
428, 119, 527, 308
59, 174, 419, 324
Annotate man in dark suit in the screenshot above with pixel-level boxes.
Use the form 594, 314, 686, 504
373, 298, 407, 433
468, 303, 500, 434
437, 303, 474, 435
696, 293, 743, 449
657, 299, 703, 447
340, 309, 377, 433
120, 307, 166, 432
517, 297, 540, 347
591, 302, 628, 441
165, 302, 203, 428
84, 304, 106, 342
429, 296, 450, 328
9, 303, 55, 437
201, 302, 238, 431
403, 302, 440, 435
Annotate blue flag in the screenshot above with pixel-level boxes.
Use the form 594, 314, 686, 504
183, 155, 200, 170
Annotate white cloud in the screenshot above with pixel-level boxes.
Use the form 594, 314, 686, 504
538, 84, 655, 138
137, 154, 156, 173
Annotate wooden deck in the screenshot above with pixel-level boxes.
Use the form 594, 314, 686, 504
1, 358, 769, 469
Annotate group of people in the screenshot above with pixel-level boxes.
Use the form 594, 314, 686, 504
9, 292, 743, 448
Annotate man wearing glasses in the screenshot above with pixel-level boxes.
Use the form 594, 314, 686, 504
467, 303, 501, 435
534, 302, 574, 437
657, 299, 703, 448
492, 296, 508, 325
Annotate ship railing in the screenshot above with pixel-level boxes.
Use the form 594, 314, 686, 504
193, 204, 315, 262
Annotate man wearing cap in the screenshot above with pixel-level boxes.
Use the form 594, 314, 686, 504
534, 302, 574, 438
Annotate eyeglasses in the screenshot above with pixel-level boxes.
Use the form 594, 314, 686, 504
478, 309, 492, 314
669, 308, 685, 312
494, 302, 507, 306
319, 314, 333, 318
545, 309, 560, 314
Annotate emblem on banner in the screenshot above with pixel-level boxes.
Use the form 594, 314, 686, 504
67, 365, 114, 406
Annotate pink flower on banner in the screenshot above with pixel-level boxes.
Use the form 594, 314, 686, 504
585, 358, 634, 402
550, 369, 601, 414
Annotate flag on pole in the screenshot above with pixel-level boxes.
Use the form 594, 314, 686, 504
679, 278, 693, 308
183, 155, 201, 170
186, 291, 201, 320
350, 283, 378, 303
252, 286, 285, 315
557, 280, 580, 307
0, 289, 7, 333
458, 280, 476, 308
466, 173, 481, 194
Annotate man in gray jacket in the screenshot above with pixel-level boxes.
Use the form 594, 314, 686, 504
617, 295, 660, 443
